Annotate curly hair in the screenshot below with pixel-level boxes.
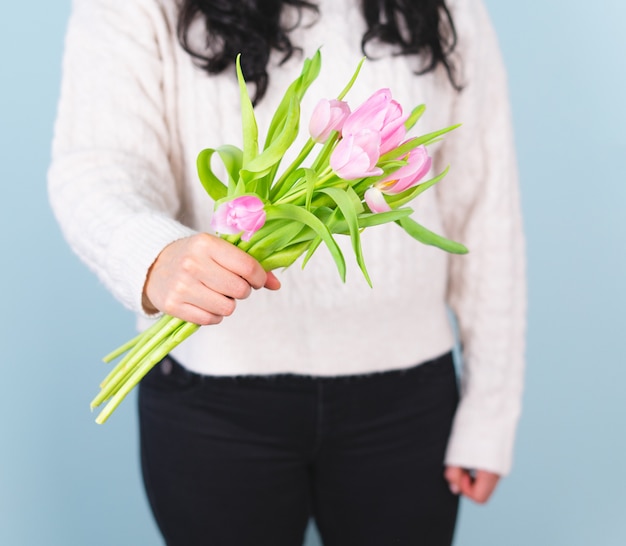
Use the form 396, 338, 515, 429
177, 0, 460, 103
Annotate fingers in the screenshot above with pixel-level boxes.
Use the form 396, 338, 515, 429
444, 466, 501, 504
208, 236, 270, 290
468, 470, 500, 504
444, 466, 463, 496
200, 238, 282, 292
143, 233, 280, 324
176, 302, 225, 327
264, 271, 282, 291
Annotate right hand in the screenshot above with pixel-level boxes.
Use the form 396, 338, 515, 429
143, 233, 281, 325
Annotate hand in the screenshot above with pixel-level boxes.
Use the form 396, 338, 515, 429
444, 466, 500, 504
143, 233, 281, 324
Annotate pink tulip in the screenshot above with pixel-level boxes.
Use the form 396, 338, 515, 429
379, 102, 408, 155
341, 88, 408, 155
342, 89, 390, 135
309, 99, 351, 143
377, 146, 432, 194
211, 195, 266, 241
364, 146, 432, 213
330, 129, 384, 180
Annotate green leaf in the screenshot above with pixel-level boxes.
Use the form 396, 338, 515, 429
262, 50, 321, 191
295, 49, 322, 97
378, 124, 461, 162
236, 55, 259, 164
265, 84, 297, 151
385, 166, 450, 208
319, 187, 371, 286
337, 56, 366, 100
259, 241, 311, 271
357, 208, 413, 228
301, 236, 323, 268
268, 139, 317, 200
196, 148, 228, 201
271, 167, 307, 202
345, 185, 365, 214
282, 207, 334, 245
304, 168, 316, 211
328, 208, 414, 235
412, 124, 461, 146
265, 49, 320, 149
404, 104, 426, 131
276, 169, 343, 207
241, 96, 300, 180
244, 221, 306, 262
216, 145, 243, 194
301, 207, 341, 268
265, 204, 346, 281
234, 178, 247, 197
397, 216, 468, 254
309, 193, 335, 209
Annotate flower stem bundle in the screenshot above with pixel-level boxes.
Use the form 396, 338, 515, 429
91, 50, 466, 423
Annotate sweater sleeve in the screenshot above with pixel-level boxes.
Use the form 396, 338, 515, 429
48, 0, 196, 314
436, 0, 526, 476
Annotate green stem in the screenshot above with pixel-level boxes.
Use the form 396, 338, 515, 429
104, 320, 200, 407
95, 322, 199, 424
91, 317, 185, 408
99, 315, 178, 389
101, 315, 170, 363
270, 138, 316, 199
275, 168, 337, 205
310, 135, 338, 172
101, 332, 142, 364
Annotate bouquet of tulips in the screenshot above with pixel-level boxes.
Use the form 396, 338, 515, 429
90, 51, 467, 424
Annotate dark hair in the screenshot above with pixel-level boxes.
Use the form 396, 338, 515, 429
177, 0, 460, 103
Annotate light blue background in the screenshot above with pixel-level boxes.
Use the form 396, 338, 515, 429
1, 1, 625, 545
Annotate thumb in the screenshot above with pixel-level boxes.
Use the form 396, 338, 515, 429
264, 271, 282, 291
444, 465, 463, 495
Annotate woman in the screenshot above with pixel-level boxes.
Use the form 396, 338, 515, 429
49, 0, 525, 544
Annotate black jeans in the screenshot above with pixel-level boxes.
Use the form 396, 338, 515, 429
138, 352, 460, 546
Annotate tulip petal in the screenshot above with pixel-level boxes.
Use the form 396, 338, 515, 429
309, 99, 350, 143
342, 89, 392, 136
379, 116, 408, 155
211, 195, 266, 241
383, 100, 404, 125
210, 203, 238, 235
352, 129, 382, 164
330, 131, 384, 180
309, 100, 331, 141
364, 187, 391, 213
377, 146, 432, 194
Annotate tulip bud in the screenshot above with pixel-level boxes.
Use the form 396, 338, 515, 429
342, 89, 392, 136
341, 89, 408, 155
211, 195, 266, 241
330, 129, 384, 180
309, 99, 351, 143
376, 146, 432, 194
379, 100, 407, 155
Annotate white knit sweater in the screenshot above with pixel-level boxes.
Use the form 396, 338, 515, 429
49, 0, 526, 475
